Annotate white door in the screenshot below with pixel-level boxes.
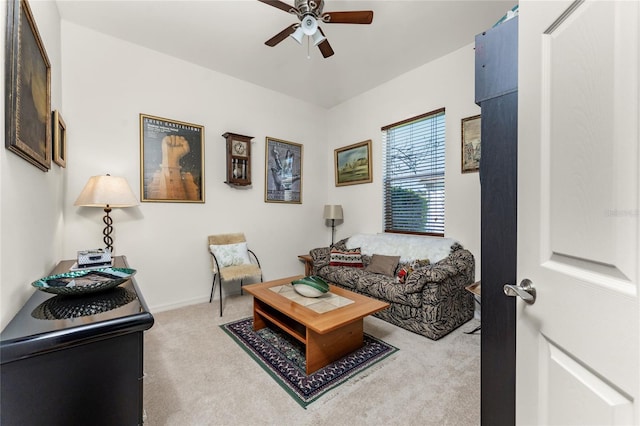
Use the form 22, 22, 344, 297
517, 0, 639, 424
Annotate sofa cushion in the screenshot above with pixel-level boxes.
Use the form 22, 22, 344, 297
365, 254, 400, 276
317, 265, 362, 289
354, 273, 423, 308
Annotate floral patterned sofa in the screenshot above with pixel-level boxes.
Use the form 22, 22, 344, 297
309, 233, 475, 340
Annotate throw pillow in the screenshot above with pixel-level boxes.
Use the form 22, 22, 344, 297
396, 265, 413, 284
411, 258, 431, 269
365, 254, 400, 277
329, 247, 364, 268
209, 242, 251, 268
396, 259, 431, 284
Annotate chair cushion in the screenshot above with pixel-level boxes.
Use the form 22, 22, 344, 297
220, 264, 261, 281
210, 242, 251, 267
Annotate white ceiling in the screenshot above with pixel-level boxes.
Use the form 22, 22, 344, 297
55, 0, 514, 108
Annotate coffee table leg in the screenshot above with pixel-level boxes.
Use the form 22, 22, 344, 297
253, 300, 266, 331
305, 319, 364, 375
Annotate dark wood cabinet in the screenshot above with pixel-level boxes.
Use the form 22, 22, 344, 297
0, 256, 154, 425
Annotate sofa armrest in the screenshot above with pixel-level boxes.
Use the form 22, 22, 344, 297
309, 247, 331, 273
403, 249, 475, 298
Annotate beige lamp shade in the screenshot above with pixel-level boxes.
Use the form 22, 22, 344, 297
323, 205, 343, 220
74, 175, 139, 207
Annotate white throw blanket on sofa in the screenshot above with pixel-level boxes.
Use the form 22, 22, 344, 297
346, 233, 458, 263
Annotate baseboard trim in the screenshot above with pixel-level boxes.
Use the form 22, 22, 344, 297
149, 296, 210, 313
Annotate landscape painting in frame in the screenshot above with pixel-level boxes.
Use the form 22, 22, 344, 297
265, 137, 303, 204
139, 114, 205, 203
335, 140, 372, 186
461, 114, 481, 173
5, 0, 51, 171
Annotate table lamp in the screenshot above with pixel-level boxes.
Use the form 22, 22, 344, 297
323, 204, 343, 245
74, 174, 139, 253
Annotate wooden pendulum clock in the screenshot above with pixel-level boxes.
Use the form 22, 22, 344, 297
222, 132, 253, 186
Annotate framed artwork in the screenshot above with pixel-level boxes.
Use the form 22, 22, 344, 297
5, 0, 52, 171
264, 137, 302, 204
335, 139, 373, 186
461, 114, 481, 173
139, 114, 205, 203
52, 110, 66, 167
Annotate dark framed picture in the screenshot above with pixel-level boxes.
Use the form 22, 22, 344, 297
139, 114, 205, 203
52, 110, 66, 167
264, 137, 302, 204
5, 0, 51, 171
461, 114, 481, 173
335, 139, 372, 186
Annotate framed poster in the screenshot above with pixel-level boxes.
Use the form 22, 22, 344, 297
139, 114, 205, 203
335, 139, 372, 186
5, 0, 52, 171
264, 137, 302, 204
461, 114, 481, 173
52, 110, 66, 167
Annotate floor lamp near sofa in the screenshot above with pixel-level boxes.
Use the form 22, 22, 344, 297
323, 204, 343, 245
75, 174, 139, 253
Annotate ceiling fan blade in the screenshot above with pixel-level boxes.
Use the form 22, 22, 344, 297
317, 28, 334, 58
322, 11, 374, 24
257, 0, 297, 14
265, 24, 298, 46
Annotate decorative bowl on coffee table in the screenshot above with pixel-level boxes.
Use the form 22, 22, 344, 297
291, 275, 329, 298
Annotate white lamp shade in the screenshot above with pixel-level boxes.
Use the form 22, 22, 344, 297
311, 30, 326, 47
301, 15, 318, 35
323, 204, 343, 220
74, 175, 139, 208
289, 26, 304, 44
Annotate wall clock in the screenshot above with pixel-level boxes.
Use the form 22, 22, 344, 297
223, 132, 253, 186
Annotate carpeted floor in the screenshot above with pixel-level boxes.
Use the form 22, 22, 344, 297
143, 294, 480, 425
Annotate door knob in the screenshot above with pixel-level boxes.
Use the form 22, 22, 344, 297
504, 279, 536, 305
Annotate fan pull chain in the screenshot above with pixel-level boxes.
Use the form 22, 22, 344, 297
307, 35, 311, 59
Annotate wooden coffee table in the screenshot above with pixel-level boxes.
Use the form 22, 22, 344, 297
243, 275, 389, 374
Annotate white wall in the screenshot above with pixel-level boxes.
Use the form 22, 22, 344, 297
1, 0, 64, 329
60, 22, 329, 312
326, 45, 482, 279
1, 12, 483, 328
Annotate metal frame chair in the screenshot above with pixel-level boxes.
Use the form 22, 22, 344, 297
208, 233, 263, 316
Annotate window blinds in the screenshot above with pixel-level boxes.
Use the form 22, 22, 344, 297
382, 108, 445, 235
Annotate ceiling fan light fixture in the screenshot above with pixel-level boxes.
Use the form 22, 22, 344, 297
301, 15, 318, 35
311, 29, 326, 46
289, 26, 304, 44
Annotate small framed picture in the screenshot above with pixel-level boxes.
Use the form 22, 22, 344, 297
139, 114, 205, 203
335, 139, 372, 186
52, 110, 66, 167
461, 115, 481, 173
265, 137, 302, 204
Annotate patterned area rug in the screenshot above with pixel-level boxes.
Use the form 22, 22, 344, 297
220, 317, 398, 408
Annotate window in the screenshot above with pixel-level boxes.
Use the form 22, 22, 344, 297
382, 108, 445, 236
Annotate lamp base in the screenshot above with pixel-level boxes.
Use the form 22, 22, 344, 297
103, 207, 114, 252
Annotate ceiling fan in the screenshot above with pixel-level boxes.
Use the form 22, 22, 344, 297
258, 0, 374, 58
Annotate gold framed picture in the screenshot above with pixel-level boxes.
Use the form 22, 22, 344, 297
139, 114, 205, 203
461, 115, 481, 173
335, 140, 372, 186
5, 0, 52, 171
52, 110, 66, 167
